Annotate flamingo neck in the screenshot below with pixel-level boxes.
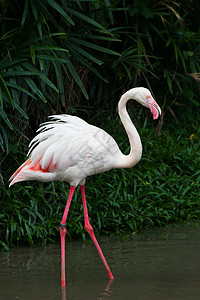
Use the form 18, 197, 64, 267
117, 90, 142, 168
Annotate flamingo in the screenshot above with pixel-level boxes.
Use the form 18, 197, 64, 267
9, 87, 161, 286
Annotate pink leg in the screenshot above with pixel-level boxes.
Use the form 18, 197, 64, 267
59, 186, 75, 286
80, 185, 114, 280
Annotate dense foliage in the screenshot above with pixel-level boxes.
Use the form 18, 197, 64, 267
0, 0, 200, 250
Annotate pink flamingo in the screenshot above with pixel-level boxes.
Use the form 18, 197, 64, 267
9, 87, 161, 286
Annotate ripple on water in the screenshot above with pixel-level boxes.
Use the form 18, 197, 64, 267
0, 224, 200, 300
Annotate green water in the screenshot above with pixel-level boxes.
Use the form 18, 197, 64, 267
0, 224, 200, 300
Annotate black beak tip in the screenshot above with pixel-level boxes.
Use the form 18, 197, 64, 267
154, 115, 161, 127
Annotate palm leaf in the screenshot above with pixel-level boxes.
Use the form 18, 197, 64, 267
47, 0, 74, 25
21, 0, 29, 25
21, 62, 59, 93
5, 81, 37, 99
67, 8, 113, 36
63, 54, 89, 99
69, 37, 120, 56
0, 74, 14, 108
67, 43, 103, 65
0, 107, 13, 130
0, 124, 8, 152
52, 61, 65, 106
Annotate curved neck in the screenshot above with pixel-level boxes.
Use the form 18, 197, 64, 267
116, 91, 142, 168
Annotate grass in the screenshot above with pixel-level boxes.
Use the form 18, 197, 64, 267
0, 107, 199, 251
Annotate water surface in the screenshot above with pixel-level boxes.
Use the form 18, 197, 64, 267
0, 224, 200, 299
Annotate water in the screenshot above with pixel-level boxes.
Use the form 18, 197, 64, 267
1, 224, 200, 300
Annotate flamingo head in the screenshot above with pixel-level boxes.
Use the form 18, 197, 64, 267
135, 87, 161, 120
119, 87, 162, 120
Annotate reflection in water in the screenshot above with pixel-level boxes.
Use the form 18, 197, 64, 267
0, 224, 200, 300
61, 278, 113, 300
61, 286, 66, 300
97, 279, 113, 299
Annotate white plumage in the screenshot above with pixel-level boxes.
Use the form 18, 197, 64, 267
9, 87, 161, 187
10, 114, 121, 186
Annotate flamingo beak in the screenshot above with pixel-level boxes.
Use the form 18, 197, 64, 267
146, 97, 161, 120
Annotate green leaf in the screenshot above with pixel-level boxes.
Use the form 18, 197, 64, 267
164, 70, 173, 94
29, 44, 36, 65
0, 27, 19, 40
21, 62, 59, 93
0, 58, 27, 69
0, 240, 9, 251
0, 87, 3, 108
67, 8, 112, 35
52, 61, 65, 106
104, 0, 114, 24
29, 0, 42, 37
39, 74, 59, 93
69, 38, 120, 56
47, 0, 74, 25
5, 81, 37, 99
0, 124, 8, 152
15, 104, 29, 119
21, 0, 29, 25
166, 36, 172, 47
0, 107, 13, 129
64, 56, 88, 99
39, 58, 45, 72
24, 77, 47, 102
3, 71, 37, 77
34, 46, 69, 53
36, 54, 70, 63
142, 7, 153, 19
0, 74, 14, 108
69, 47, 107, 82
173, 42, 179, 63
67, 43, 103, 65
23, 219, 34, 246
71, 33, 120, 42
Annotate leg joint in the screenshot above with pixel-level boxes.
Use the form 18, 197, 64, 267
85, 223, 93, 233
60, 222, 67, 229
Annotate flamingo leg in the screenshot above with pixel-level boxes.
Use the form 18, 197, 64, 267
59, 186, 75, 286
80, 185, 114, 280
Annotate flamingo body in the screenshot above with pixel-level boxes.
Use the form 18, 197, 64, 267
9, 87, 161, 285
9, 115, 122, 187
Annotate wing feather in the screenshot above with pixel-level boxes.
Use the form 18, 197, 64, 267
28, 114, 94, 172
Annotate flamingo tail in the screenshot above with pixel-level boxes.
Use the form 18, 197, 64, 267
9, 157, 53, 187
